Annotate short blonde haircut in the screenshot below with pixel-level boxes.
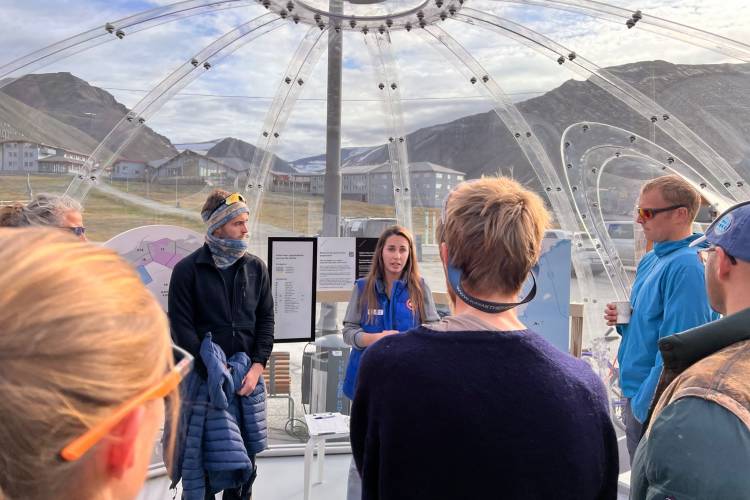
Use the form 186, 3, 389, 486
0, 228, 172, 500
438, 176, 550, 296
641, 175, 701, 221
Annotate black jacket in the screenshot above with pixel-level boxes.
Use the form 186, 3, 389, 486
168, 244, 275, 377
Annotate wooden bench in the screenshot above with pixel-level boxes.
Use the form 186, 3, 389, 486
263, 351, 295, 426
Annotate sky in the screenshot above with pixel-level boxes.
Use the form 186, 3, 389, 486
0, 0, 748, 161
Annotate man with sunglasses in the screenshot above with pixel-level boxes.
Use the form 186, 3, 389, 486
168, 189, 274, 500
604, 175, 718, 463
630, 200, 750, 500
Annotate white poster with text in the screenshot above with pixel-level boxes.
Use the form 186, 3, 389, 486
317, 237, 356, 292
268, 238, 316, 342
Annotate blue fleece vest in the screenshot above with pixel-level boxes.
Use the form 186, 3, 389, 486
343, 278, 420, 399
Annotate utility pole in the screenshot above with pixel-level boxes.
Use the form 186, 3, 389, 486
318, 0, 344, 333
321, 0, 343, 242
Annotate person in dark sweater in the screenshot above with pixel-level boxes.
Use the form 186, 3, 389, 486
168, 189, 274, 500
350, 176, 619, 500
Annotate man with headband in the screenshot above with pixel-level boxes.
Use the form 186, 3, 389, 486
168, 189, 274, 499
350, 176, 618, 500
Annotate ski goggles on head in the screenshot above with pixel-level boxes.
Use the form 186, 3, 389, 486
636, 204, 685, 221
59, 344, 194, 462
206, 192, 247, 221
224, 192, 245, 206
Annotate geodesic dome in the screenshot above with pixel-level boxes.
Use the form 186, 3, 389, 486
1, 0, 749, 448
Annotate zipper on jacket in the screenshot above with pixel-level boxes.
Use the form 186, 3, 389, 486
216, 268, 233, 323
215, 266, 237, 352
231, 266, 248, 352
390, 281, 399, 330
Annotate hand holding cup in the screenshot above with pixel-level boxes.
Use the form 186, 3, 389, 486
604, 302, 631, 326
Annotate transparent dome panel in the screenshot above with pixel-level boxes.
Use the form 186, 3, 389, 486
296, 0, 429, 19
3, 0, 750, 455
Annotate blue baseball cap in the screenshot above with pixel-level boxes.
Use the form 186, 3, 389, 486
690, 200, 750, 262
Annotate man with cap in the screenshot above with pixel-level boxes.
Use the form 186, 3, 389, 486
630, 200, 750, 500
168, 189, 274, 499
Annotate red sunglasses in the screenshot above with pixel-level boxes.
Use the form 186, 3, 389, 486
636, 204, 686, 221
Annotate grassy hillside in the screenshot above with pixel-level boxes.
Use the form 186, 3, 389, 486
0, 175, 440, 242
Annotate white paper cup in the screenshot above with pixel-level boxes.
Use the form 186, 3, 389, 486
613, 300, 632, 325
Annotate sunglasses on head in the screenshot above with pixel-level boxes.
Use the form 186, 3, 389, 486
59, 344, 194, 462
636, 204, 686, 221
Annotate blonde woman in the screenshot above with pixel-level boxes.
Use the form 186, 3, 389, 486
0, 228, 190, 500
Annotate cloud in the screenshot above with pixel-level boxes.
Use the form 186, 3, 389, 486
1, 0, 748, 160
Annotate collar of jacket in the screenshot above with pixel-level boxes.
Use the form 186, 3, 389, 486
659, 307, 750, 371
196, 243, 247, 267
374, 277, 406, 295
653, 233, 703, 257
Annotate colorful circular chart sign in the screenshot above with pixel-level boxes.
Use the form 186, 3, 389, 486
105, 225, 203, 311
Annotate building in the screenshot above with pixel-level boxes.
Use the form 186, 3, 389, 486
144, 152, 464, 206
147, 150, 297, 190
390, 161, 465, 208
1, 140, 54, 172
0, 122, 24, 142
112, 159, 147, 180
291, 172, 326, 195
0, 139, 88, 174
147, 150, 237, 185
38, 154, 84, 174
340, 164, 382, 201
270, 171, 311, 193
289, 161, 465, 207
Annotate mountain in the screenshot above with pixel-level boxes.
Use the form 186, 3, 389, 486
174, 139, 222, 154
293, 146, 386, 172
293, 60, 750, 186
5, 62, 749, 188
0, 91, 101, 154
206, 137, 295, 174
0, 72, 177, 162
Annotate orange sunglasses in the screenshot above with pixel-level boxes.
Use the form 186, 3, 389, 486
636, 204, 685, 221
59, 345, 193, 462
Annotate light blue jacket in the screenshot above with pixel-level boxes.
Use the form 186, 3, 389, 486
617, 233, 718, 423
